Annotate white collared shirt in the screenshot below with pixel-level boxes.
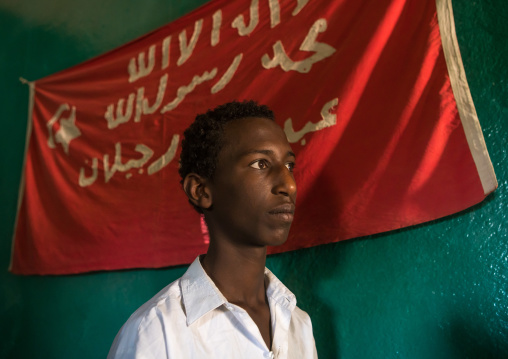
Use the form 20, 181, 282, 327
108, 257, 317, 359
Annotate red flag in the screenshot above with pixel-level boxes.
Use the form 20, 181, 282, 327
11, 0, 497, 275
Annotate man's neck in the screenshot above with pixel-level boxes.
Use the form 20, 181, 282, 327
201, 240, 268, 307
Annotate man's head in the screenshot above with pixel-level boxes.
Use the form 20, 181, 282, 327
180, 100, 297, 247
179, 100, 275, 212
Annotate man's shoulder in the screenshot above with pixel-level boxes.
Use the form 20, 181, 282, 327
117, 256, 208, 335
123, 277, 185, 331
107, 277, 187, 359
289, 305, 315, 340
292, 305, 312, 324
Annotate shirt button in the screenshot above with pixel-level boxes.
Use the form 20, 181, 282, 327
265, 351, 274, 359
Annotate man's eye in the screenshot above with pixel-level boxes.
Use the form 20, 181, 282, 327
285, 162, 295, 172
250, 160, 269, 169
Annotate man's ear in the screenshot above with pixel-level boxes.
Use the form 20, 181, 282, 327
183, 173, 212, 210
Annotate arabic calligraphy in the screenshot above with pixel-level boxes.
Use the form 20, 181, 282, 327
232, 0, 259, 36
211, 10, 222, 46
106, 0, 326, 131
147, 135, 180, 175
161, 69, 218, 113
104, 93, 135, 129
128, 44, 156, 83
261, 18, 336, 73
292, 0, 309, 16
77, 0, 335, 189
79, 158, 98, 187
211, 53, 243, 94
268, 0, 281, 28
178, 19, 203, 66
103, 143, 154, 183
78, 135, 180, 187
126, 0, 312, 83
140, 73, 168, 115
284, 97, 338, 144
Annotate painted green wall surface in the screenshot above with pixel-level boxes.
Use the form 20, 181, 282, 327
0, 0, 506, 358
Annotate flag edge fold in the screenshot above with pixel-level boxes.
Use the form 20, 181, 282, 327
435, 0, 498, 195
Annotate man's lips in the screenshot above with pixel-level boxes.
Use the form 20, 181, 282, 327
268, 203, 295, 214
268, 204, 295, 222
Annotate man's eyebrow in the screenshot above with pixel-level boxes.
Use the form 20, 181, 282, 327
240, 149, 296, 159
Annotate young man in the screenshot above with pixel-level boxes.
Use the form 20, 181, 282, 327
108, 101, 317, 358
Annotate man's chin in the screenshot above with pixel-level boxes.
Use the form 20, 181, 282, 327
265, 230, 291, 247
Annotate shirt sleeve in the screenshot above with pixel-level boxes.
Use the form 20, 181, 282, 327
107, 307, 169, 359
288, 307, 318, 359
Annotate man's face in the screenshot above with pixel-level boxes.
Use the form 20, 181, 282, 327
206, 117, 297, 248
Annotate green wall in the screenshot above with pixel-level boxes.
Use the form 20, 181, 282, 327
1, 0, 506, 358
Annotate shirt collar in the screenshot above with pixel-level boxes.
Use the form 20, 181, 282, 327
180, 256, 227, 326
181, 256, 297, 326
264, 267, 297, 312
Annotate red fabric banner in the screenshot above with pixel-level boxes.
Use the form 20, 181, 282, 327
11, 0, 496, 274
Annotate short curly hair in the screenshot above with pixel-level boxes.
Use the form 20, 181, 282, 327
179, 100, 275, 212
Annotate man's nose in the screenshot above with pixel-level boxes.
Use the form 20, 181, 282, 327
272, 165, 297, 198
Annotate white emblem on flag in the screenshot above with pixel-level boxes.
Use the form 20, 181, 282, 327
46, 103, 81, 154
